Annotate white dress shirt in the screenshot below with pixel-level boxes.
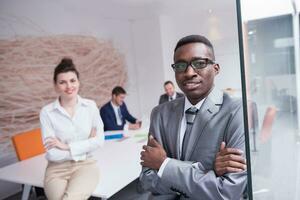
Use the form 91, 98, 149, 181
40, 95, 104, 162
110, 101, 123, 126
158, 96, 205, 177
168, 92, 177, 101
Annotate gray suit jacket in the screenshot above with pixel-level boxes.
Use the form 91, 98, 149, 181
159, 92, 184, 105
139, 89, 247, 200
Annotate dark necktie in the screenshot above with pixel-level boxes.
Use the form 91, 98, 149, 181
181, 106, 198, 160
170, 97, 173, 101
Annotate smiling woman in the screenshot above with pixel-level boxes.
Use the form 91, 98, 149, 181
53, 59, 81, 115
39, 58, 104, 200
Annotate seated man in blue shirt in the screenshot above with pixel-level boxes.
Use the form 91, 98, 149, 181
100, 86, 141, 131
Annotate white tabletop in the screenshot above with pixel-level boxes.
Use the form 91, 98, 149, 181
0, 130, 148, 199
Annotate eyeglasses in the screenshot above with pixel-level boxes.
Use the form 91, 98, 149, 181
171, 58, 215, 73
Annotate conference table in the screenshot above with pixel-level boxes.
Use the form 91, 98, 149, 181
0, 129, 148, 200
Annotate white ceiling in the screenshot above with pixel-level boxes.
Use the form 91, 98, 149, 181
241, 0, 298, 20
57, 0, 236, 20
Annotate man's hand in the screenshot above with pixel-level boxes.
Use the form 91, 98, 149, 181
128, 121, 141, 130
136, 120, 142, 128
44, 137, 70, 151
214, 142, 246, 176
140, 135, 167, 170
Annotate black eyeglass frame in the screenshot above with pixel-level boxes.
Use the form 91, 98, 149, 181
171, 58, 216, 72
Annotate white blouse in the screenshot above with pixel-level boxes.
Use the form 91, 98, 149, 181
40, 95, 104, 162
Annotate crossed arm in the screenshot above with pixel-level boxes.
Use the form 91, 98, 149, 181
42, 128, 100, 162
40, 104, 104, 162
141, 136, 246, 175
140, 136, 247, 199
44, 128, 97, 151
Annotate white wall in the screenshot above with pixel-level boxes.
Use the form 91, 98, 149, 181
0, 0, 142, 116
130, 17, 165, 119
159, 11, 241, 94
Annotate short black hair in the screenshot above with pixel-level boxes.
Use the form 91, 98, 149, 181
174, 35, 215, 60
53, 58, 79, 83
112, 86, 126, 96
164, 81, 174, 87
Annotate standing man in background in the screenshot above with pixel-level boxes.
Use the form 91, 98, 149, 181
100, 86, 141, 131
159, 81, 184, 104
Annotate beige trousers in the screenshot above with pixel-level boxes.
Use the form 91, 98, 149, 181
44, 159, 99, 200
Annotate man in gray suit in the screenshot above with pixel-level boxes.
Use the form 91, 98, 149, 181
140, 35, 247, 199
159, 81, 184, 104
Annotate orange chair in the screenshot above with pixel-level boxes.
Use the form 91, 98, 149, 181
12, 128, 45, 161
11, 128, 45, 199
259, 106, 277, 143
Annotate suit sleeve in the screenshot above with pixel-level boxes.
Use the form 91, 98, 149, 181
122, 103, 137, 123
100, 105, 111, 131
159, 103, 247, 200
139, 106, 178, 197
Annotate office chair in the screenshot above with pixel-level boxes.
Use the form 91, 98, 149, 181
12, 128, 45, 160
11, 128, 45, 199
259, 106, 277, 143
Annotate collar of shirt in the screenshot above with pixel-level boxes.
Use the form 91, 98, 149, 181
52, 95, 88, 110
171, 92, 177, 100
110, 101, 123, 125
184, 96, 205, 112
110, 101, 120, 110
168, 92, 177, 101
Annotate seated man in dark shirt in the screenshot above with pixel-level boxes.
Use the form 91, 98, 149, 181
100, 86, 141, 131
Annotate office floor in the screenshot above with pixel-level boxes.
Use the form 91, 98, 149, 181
3, 192, 23, 200
3, 192, 39, 200
3, 179, 146, 200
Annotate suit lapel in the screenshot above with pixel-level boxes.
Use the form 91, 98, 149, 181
167, 98, 184, 159
185, 88, 223, 160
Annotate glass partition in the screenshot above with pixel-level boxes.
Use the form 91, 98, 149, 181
238, 0, 300, 199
